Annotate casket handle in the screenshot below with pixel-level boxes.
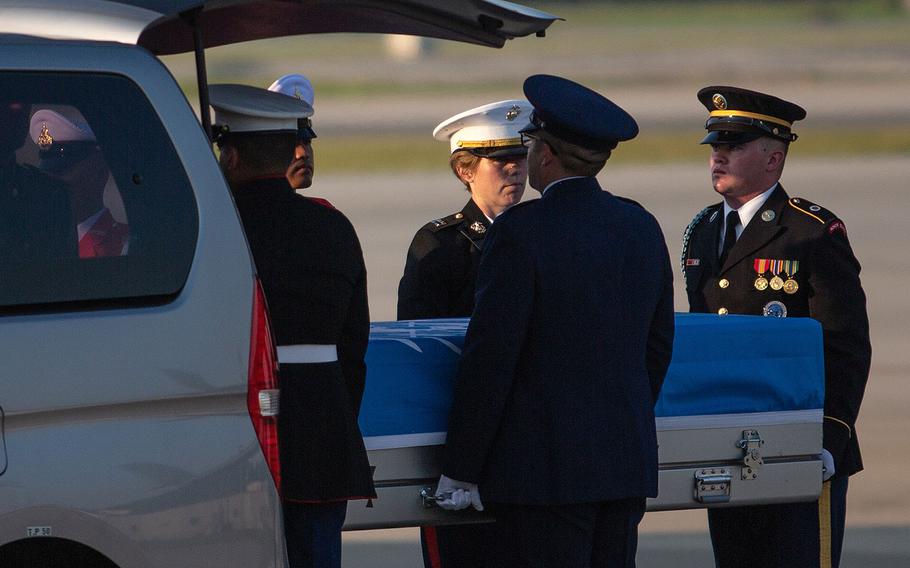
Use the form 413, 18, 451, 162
694, 468, 732, 504
419, 486, 447, 508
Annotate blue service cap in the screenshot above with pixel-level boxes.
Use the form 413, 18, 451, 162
519, 74, 638, 151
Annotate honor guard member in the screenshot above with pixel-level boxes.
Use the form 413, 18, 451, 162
397, 99, 531, 321
438, 75, 675, 568
267, 73, 334, 208
0, 99, 75, 263
210, 84, 375, 568
682, 86, 871, 568
30, 109, 129, 257
400, 101, 531, 567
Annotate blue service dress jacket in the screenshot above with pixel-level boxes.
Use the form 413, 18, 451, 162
442, 176, 675, 505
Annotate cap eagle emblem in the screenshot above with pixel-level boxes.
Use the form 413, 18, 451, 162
712, 93, 727, 110
37, 123, 54, 149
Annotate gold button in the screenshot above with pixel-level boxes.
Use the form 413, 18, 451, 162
719, 278, 730, 289
718, 307, 729, 315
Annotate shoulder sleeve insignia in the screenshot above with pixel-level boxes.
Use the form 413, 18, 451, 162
680, 206, 715, 280
788, 197, 836, 224
828, 219, 847, 237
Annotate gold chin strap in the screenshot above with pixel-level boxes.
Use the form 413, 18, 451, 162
709, 109, 793, 128
457, 137, 522, 149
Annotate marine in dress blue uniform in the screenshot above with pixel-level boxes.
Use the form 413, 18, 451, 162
268, 73, 330, 206
398, 99, 531, 322
438, 75, 675, 568
399, 100, 531, 568
211, 84, 375, 568
682, 86, 871, 568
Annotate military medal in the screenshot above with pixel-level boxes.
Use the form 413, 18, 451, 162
783, 260, 799, 294
769, 259, 784, 291
753, 258, 769, 291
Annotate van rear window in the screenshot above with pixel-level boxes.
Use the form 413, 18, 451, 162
0, 72, 198, 312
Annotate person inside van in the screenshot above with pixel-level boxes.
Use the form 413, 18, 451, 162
0, 99, 75, 262
29, 109, 129, 258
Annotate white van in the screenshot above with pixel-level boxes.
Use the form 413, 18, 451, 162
0, 2, 557, 566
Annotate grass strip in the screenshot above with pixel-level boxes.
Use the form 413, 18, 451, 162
312, 126, 910, 173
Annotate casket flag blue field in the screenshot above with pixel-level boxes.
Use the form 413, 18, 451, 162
345, 314, 824, 530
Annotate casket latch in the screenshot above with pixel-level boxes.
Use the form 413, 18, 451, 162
694, 468, 732, 504
737, 429, 764, 480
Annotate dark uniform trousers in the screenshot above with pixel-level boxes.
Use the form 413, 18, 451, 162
233, 177, 376, 568
398, 197, 495, 568
444, 178, 675, 568
682, 185, 871, 568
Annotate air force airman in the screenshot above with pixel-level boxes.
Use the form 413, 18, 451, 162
438, 75, 675, 568
682, 86, 871, 568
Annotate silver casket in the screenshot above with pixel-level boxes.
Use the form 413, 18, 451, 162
344, 314, 824, 530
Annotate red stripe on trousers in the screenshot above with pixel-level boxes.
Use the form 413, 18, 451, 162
424, 526, 443, 568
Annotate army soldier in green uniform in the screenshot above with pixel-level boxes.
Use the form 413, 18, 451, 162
682, 86, 871, 568
398, 100, 531, 321
397, 100, 530, 568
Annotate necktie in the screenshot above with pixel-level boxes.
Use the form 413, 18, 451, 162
719, 210, 740, 265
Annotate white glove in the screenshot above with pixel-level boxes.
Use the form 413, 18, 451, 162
435, 474, 484, 511
821, 449, 835, 481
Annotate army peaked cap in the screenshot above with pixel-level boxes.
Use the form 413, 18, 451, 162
698, 86, 806, 145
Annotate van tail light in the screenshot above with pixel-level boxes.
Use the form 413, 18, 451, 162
247, 278, 281, 491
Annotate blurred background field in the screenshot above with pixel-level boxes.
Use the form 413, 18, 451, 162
162, 0, 910, 170
161, 2, 910, 565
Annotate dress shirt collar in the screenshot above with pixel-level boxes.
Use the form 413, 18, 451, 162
541, 176, 587, 197
723, 182, 778, 238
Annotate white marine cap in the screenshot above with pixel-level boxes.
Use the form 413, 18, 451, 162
209, 83, 313, 135
433, 99, 532, 157
268, 73, 315, 109
29, 108, 96, 149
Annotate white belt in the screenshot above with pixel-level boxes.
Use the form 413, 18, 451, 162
277, 344, 338, 364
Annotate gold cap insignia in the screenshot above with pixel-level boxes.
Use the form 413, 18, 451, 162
470, 221, 486, 234
37, 122, 54, 150
712, 93, 727, 110
506, 105, 522, 121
